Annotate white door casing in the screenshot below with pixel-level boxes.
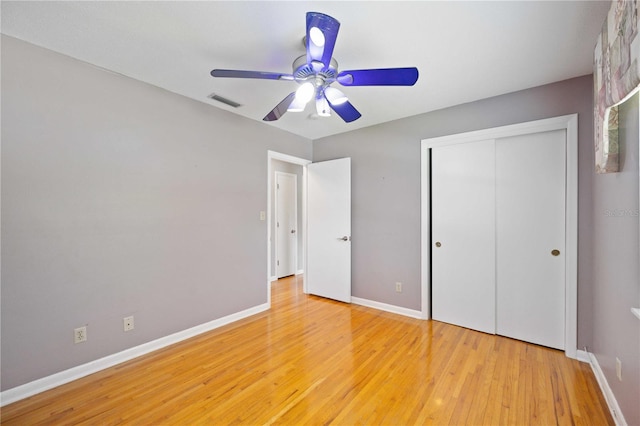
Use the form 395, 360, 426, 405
431, 140, 496, 334
275, 172, 297, 278
306, 158, 351, 303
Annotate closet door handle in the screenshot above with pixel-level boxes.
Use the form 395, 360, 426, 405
435, 242, 442, 248
551, 249, 560, 256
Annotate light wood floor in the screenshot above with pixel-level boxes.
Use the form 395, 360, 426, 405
1, 275, 612, 425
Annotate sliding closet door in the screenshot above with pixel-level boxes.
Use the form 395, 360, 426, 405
495, 130, 566, 350
431, 140, 496, 334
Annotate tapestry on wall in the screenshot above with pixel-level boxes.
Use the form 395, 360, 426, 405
594, 0, 640, 173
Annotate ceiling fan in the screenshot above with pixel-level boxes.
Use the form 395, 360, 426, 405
210, 12, 419, 123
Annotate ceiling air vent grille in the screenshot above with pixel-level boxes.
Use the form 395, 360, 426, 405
208, 93, 242, 108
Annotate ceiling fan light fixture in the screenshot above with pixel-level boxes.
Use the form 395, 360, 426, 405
316, 96, 331, 117
295, 82, 315, 104
324, 87, 348, 105
210, 12, 418, 123
309, 27, 325, 47
287, 96, 307, 112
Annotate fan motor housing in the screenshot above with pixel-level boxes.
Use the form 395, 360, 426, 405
292, 55, 338, 83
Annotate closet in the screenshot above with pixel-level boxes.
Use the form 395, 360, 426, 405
431, 129, 567, 350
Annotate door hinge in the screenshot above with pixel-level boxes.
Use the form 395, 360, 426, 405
277, 222, 279, 227
277, 260, 280, 266
277, 183, 280, 189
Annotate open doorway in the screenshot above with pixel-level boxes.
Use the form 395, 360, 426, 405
267, 151, 311, 307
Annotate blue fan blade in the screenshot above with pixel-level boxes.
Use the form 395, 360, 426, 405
337, 68, 419, 86
326, 96, 361, 123
263, 92, 296, 121
211, 69, 293, 81
306, 12, 340, 71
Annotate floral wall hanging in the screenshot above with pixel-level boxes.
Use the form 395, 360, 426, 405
594, 0, 639, 173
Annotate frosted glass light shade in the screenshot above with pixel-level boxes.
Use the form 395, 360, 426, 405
324, 87, 348, 105
309, 27, 325, 47
295, 82, 315, 104
287, 96, 307, 112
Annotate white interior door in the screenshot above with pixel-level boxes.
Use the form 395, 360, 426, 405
307, 158, 351, 303
276, 172, 297, 278
496, 130, 566, 349
431, 140, 496, 334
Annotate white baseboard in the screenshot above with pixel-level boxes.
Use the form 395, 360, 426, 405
0, 302, 269, 407
576, 349, 590, 363
269, 275, 278, 282
583, 350, 627, 426
295, 269, 304, 276
351, 297, 422, 319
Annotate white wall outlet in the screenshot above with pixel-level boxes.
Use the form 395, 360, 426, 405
395, 282, 402, 293
616, 357, 622, 381
260, 211, 266, 221
74, 326, 87, 344
123, 316, 134, 332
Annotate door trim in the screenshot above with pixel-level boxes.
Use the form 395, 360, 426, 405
274, 171, 298, 279
267, 151, 311, 307
420, 114, 578, 359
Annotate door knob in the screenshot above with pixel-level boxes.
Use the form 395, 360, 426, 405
291, 229, 296, 234
551, 249, 560, 256
435, 242, 442, 247
338, 236, 350, 241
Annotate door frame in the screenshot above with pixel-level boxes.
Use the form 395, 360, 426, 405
274, 171, 298, 279
267, 151, 311, 307
420, 114, 578, 358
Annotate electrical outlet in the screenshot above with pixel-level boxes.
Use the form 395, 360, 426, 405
260, 211, 266, 221
616, 357, 622, 381
395, 282, 402, 293
74, 326, 87, 344
123, 316, 134, 332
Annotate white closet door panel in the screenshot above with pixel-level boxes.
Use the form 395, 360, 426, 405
496, 130, 566, 349
432, 140, 496, 334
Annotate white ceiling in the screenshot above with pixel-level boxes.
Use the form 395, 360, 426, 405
1, 1, 610, 140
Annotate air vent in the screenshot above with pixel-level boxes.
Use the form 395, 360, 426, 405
208, 93, 242, 108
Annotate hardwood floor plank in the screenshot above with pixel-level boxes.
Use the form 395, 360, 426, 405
1, 275, 613, 425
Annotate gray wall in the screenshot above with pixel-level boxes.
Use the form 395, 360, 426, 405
1, 36, 311, 390
270, 159, 304, 277
591, 93, 640, 426
4, 33, 638, 422
313, 75, 595, 347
